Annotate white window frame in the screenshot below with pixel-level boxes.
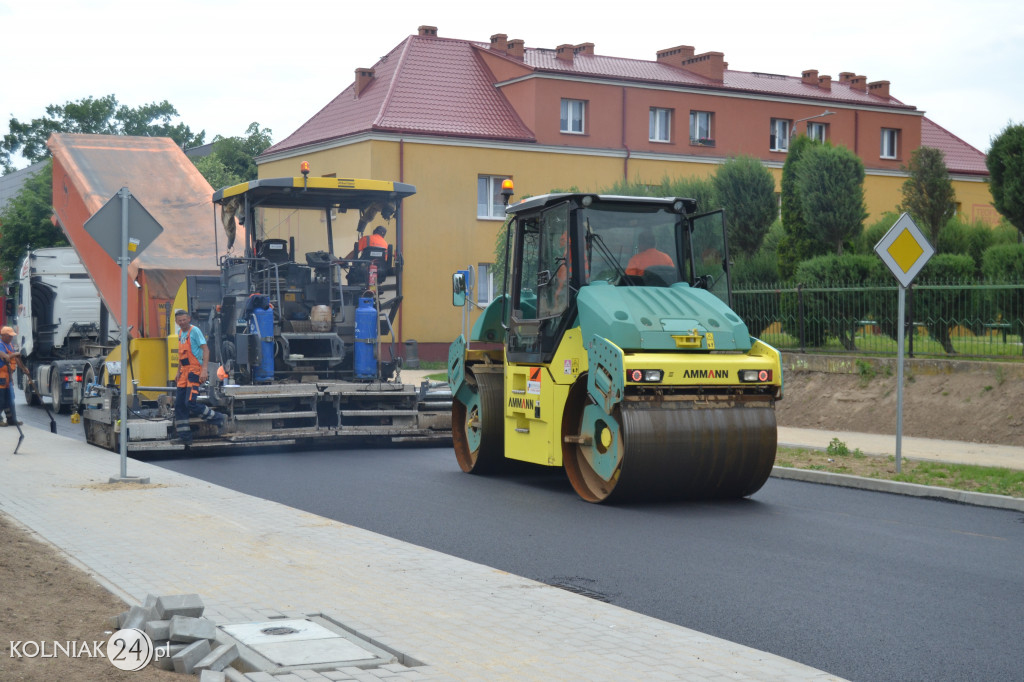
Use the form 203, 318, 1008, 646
560, 98, 586, 134
649, 107, 672, 142
477, 263, 494, 305
477, 175, 511, 220
689, 110, 713, 145
770, 118, 791, 152
881, 128, 899, 159
807, 121, 828, 143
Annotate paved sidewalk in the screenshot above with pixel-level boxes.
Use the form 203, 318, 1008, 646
0, 423, 842, 681
778, 426, 1024, 470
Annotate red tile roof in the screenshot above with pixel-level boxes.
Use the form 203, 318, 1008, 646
265, 36, 535, 155
263, 32, 986, 177
921, 117, 988, 175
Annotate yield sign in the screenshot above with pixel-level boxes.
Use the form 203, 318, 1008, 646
874, 212, 934, 288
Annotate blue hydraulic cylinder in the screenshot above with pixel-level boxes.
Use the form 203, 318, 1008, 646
249, 306, 275, 382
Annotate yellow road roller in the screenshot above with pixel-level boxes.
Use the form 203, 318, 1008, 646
449, 184, 782, 503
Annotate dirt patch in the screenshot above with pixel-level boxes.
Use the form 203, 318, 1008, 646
778, 368, 1024, 447
0, 515, 179, 681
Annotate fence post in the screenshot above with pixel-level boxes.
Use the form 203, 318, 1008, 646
907, 285, 915, 358
797, 284, 806, 353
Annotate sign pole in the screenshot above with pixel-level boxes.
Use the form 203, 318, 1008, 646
111, 187, 149, 484
895, 284, 905, 473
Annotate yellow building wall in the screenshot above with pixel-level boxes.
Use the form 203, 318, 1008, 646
259, 139, 997, 360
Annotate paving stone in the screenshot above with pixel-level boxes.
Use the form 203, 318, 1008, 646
195, 643, 239, 673
223, 668, 249, 682
172, 638, 212, 675
151, 640, 188, 670
199, 671, 227, 682
144, 619, 171, 641
242, 672, 277, 682
169, 614, 218, 643
156, 593, 205, 619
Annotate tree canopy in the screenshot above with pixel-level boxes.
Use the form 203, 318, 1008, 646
2, 95, 205, 173
986, 122, 1024, 237
777, 135, 826, 279
796, 144, 868, 255
712, 155, 777, 257
900, 146, 955, 246
0, 161, 65, 280
192, 123, 273, 189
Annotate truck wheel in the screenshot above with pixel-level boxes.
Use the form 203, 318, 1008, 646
24, 372, 40, 406
50, 370, 68, 414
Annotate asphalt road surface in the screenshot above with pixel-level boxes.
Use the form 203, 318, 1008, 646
138, 443, 1024, 682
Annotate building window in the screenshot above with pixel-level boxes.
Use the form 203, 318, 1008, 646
649, 108, 672, 142
770, 118, 791, 152
690, 111, 714, 146
807, 122, 828, 143
560, 99, 585, 134
881, 128, 899, 159
477, 175, 511, 219
477, 263, 494, 304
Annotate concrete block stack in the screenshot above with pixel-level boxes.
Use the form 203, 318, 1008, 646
115, 593, 240, 678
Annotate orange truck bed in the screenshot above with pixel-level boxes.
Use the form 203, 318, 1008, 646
48, 133, 221, 339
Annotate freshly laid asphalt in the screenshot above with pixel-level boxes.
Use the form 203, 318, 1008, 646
1, 380, 1021, 680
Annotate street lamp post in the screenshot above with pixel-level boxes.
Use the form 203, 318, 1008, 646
794, 110, 836, 137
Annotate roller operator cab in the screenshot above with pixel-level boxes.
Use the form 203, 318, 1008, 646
448, 188, 783, 503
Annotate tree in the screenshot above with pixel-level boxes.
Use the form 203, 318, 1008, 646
2, 95, 204, 172
776, 135, 824, 279
899, 146, 955, 247
0, 161, 66, 280
195, 123, 274, 188
986, 122, 1024, 237
796, 144, 868, 255
712, 155, 777, 257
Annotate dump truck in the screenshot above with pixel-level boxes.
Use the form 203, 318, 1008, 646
79, 169, 452, 452
7, 247, 118, 413
448, 186, 782, 503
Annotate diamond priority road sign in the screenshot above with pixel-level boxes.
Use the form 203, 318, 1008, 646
874, 212, 934, 288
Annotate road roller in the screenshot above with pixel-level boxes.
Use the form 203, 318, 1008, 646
448, 184, 782, 503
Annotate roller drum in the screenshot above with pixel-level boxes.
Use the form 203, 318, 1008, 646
568, 399, 777, 503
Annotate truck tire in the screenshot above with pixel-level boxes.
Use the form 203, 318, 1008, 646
23, 370, 40, 406
50, 369, 68, 414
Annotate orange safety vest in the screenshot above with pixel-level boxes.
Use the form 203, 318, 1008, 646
176, 326, 202, 389
0, 343, 12, 390
626, 249, 674, 276
357, 233, 388, 252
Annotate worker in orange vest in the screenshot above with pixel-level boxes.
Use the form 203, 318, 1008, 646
0, 326, 21, 426
173, 309, 227, 445
626, 230, 673, 276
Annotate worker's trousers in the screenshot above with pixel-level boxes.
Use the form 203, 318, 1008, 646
174, 385, 224, 444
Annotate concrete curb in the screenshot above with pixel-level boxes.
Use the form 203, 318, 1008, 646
771, 466, 1024, 512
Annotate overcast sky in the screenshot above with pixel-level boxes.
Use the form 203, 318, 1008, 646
2, 0, 1020, 170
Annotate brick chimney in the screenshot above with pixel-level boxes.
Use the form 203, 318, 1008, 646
490, 33, 508, 53
683, 51, 725, 81
556, 44, 575, 62
507, 39, 525, 59
418, 25, 437, 37
838, 72, 856, 83
574, 42, 594, 56
848, 75, 867, 92
818, 75, 832, 91
656, 45, 696, 64
868, 80, 890, 98
801, 69, 818, 85
354, 68, 375, 97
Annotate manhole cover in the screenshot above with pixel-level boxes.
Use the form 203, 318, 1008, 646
261, 626, 300, 636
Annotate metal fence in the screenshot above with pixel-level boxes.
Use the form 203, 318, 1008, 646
733, 281, 1024, 360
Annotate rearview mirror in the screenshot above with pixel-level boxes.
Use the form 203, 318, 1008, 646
452, 272, 466, 307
